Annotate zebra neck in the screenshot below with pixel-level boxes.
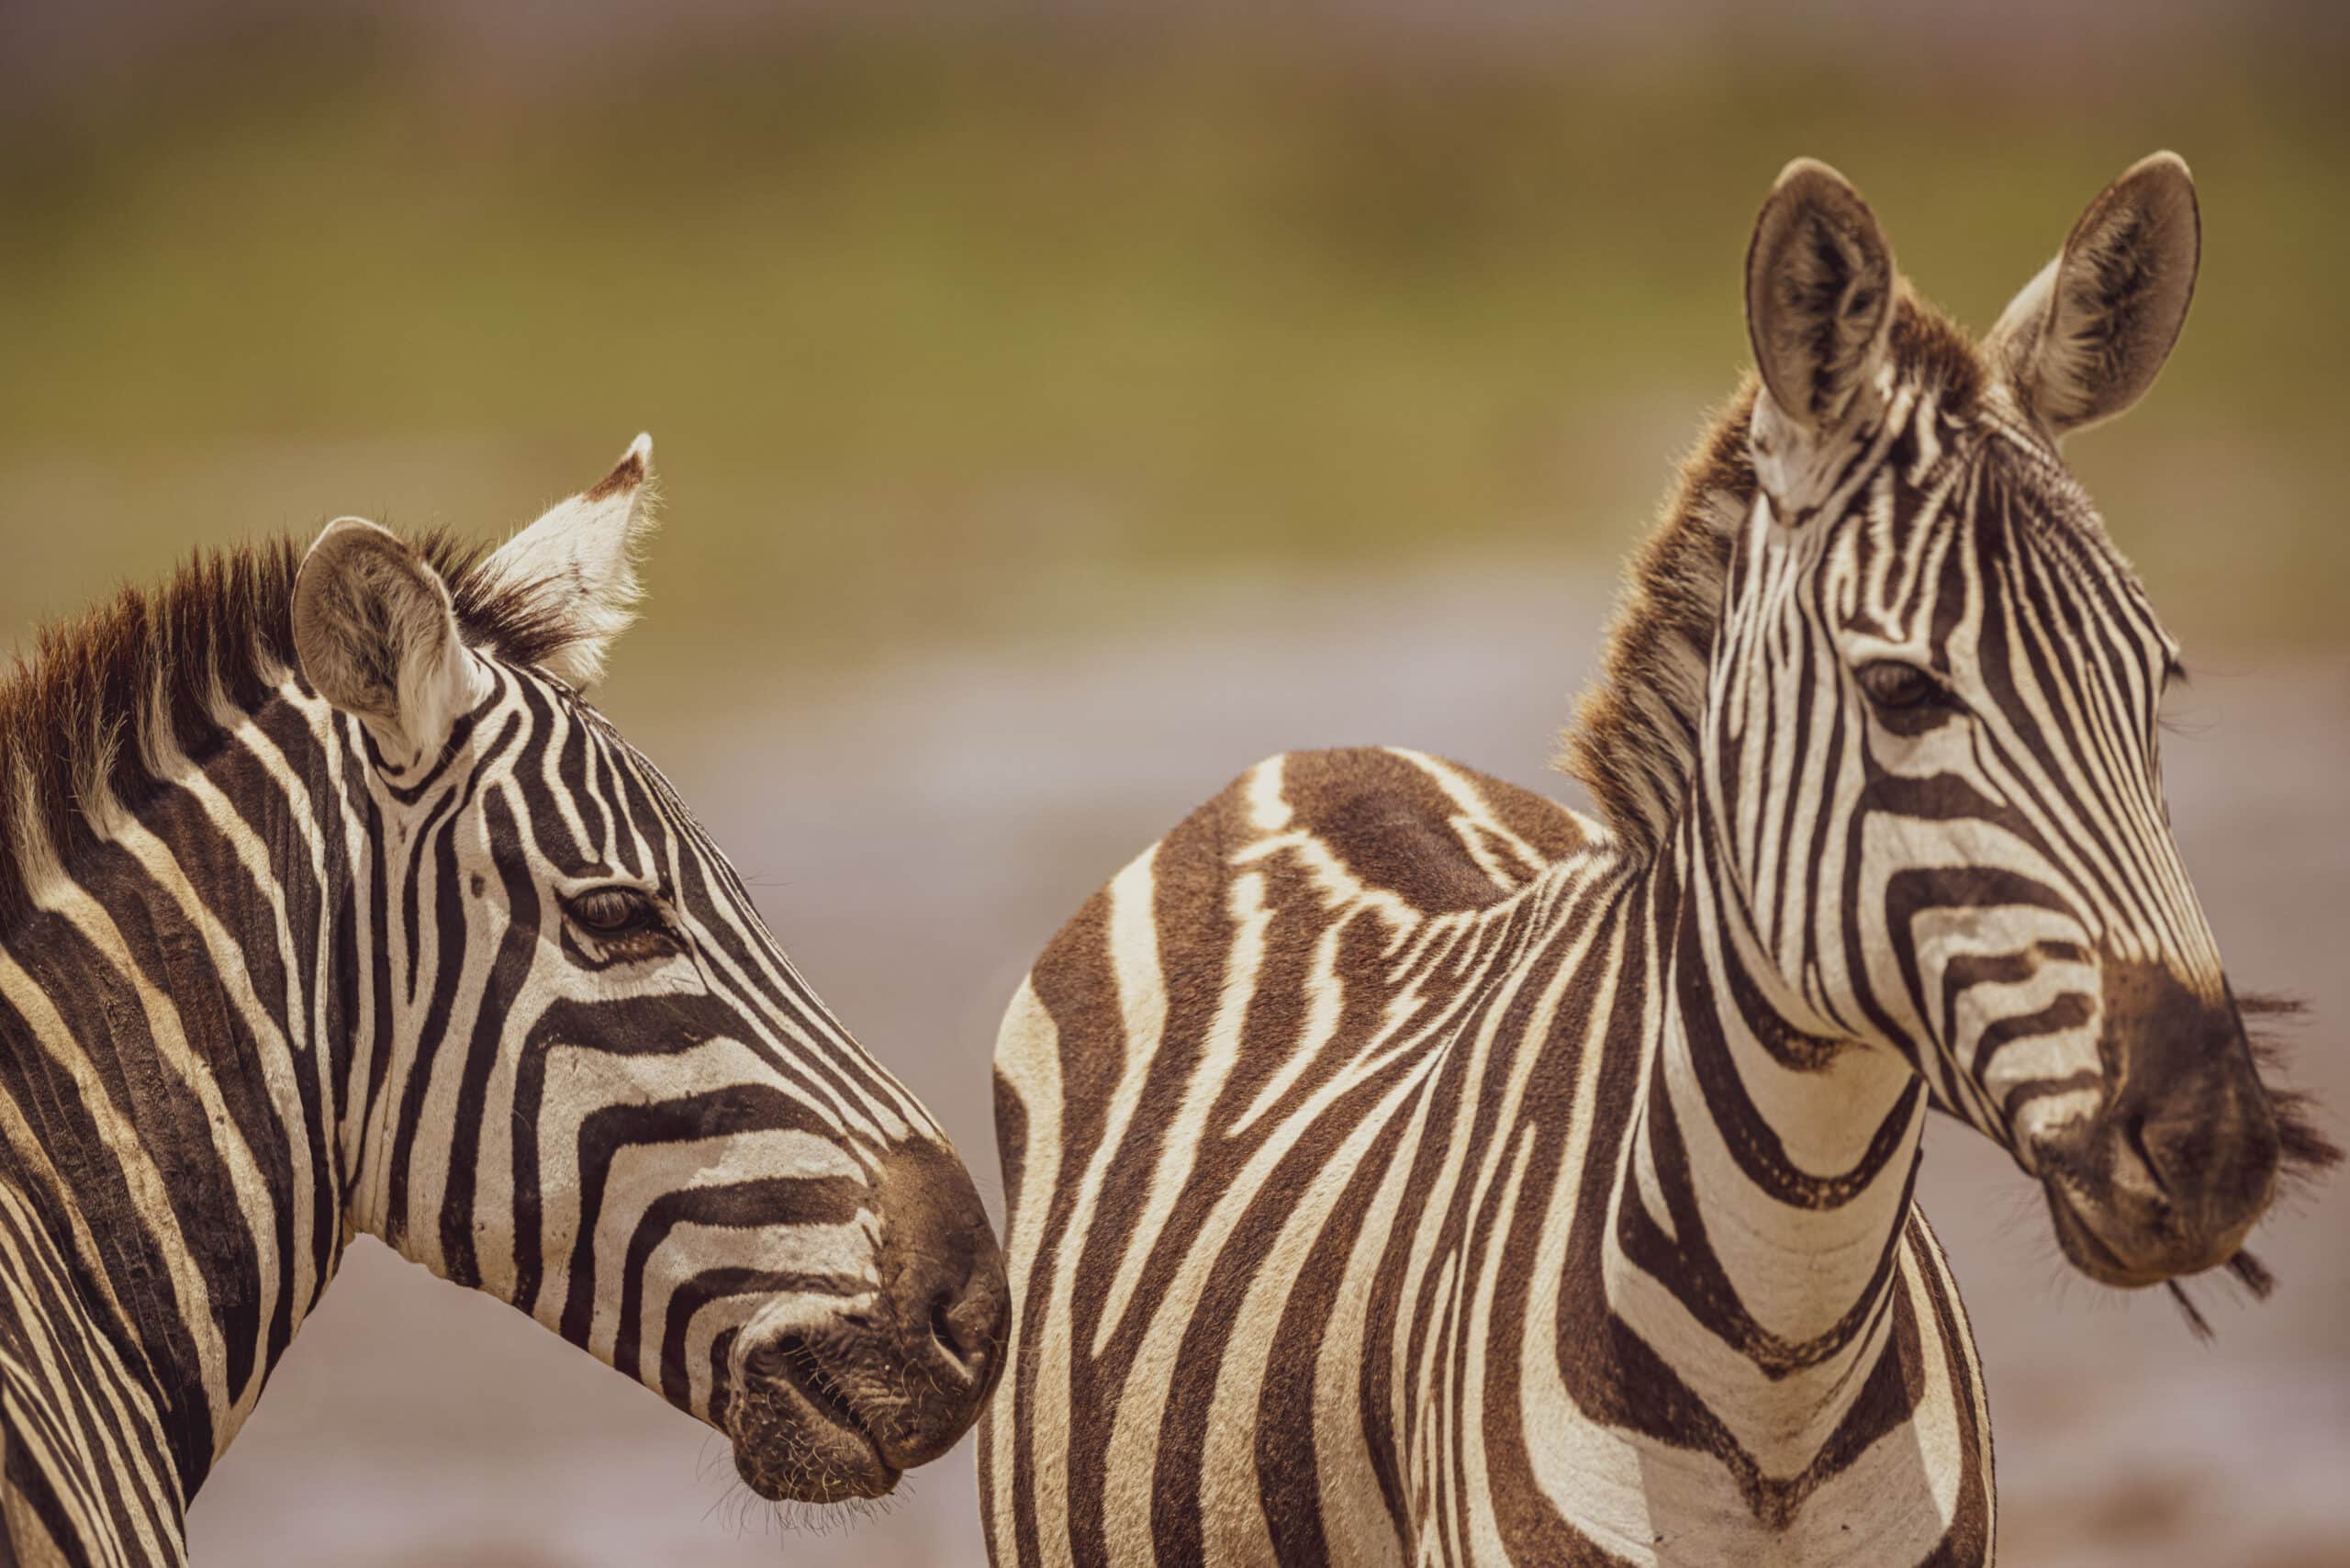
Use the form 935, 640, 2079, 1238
1609, 827, 1927, 1492
0, 679, 372, 1498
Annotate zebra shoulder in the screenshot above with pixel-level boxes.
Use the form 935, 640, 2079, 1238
990, 745, 1595, 1253
998, 745, 1592, 1083
1231, 745, 1595, 909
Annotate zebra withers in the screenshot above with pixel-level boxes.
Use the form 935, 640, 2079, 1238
0, 440, 1007, 1565
978, 157, 2336, 1565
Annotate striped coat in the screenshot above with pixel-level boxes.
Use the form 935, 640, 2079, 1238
0, 440, 1005, 1564
986, 748, 1989, 1565
979, 156, 2332, 1566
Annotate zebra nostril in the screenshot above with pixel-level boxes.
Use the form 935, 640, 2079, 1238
929, 1286, 968, 1366
866, 1137, 1011, 1427
743, 1335, 794, 1382
2121, 1109, 2171, 1198
890, 1249, 1008, 1397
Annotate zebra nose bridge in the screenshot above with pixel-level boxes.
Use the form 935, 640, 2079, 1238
2100, 954, 2231, 1061
2113, 790, 2228, 983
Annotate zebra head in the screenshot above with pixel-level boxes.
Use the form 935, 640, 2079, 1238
1715, 156, 2288, 1291
288, 438, 1006, 1501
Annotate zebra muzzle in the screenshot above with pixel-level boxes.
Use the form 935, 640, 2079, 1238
728, 1320, 904, 1502
2035, 978, 2283, 1288
723, 1141, 1009, 1501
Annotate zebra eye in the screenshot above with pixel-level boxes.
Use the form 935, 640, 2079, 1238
565, 885, 661, 937
1856, 660, 1947, 712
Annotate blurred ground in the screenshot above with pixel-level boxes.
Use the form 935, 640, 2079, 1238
180, 564, 2349, 1566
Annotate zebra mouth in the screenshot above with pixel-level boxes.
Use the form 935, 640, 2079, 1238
2041, 1177, 2251, 1290
728, 1333, 901, 1503
2042, 1183, 2169, 1288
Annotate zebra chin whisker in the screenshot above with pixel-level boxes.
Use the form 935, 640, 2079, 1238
2226, 1249, 2277, 1299
715, 1479, 905, 1540
2164, 1249, 2280, 1342
2165, 1280, 2215, 1340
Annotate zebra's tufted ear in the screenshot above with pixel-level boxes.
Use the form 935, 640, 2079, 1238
1744, 158, 1897, 436
294, 517, 489, 764
1986, 153, 2199, 438
468, 433, 659, 691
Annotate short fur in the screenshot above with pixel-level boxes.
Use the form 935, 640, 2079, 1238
0, 532, 575, 929
0, 454, 1010, 1560
986, 154, 2337, 1568
1562, 289, 1985, 855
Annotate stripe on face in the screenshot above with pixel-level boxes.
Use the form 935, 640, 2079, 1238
1722, 388, 2225, 1155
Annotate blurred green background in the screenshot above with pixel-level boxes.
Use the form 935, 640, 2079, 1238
5, 2, 2344, 710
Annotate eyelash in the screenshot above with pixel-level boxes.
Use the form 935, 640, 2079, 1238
565, 886, 667, 943
1855, 660, 1951, 713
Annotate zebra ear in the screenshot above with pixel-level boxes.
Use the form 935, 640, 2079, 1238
1986, 152, 2199, 438
1744, 158, 1897, 436
293, 518, 488, 763
469, 433, 658, 690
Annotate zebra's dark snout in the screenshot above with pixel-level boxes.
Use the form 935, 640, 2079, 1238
897, 1237, 1008, 1389
866, 1139, 1010, 1468
721, 1141, 1006, 1501
2039, 966, 2282, 1287
726, 1327, 902, 1503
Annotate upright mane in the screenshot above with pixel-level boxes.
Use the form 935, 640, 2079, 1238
0, 532, 578, 927
1561, 291, 1986, 855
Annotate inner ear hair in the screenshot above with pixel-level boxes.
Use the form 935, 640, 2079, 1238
1991, 152, 2200, 436
464, 432, 659, 692
1745, 158, 1897, 432
292, 518, 477, 752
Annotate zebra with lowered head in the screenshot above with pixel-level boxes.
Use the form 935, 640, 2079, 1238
978, 155, 2336, 1565
0, 439, 1007, 1566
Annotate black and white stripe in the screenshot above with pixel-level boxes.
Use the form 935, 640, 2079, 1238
979, 156, 2324, 1566
0, 438, 1006, 1566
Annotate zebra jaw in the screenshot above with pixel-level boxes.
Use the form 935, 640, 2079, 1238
726, 1310, 902, 1503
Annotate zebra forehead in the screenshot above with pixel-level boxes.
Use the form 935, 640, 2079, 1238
1984, 442, 2143, 583
1953, 444, 2176, 670
1830, 466, 2154, 634
501, 689, 735, 861
1563, 291, 1990, 854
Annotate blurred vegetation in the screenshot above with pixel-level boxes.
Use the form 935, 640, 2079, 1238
2, 17, 2344, 706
